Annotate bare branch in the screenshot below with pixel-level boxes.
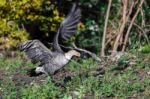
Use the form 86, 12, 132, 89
132, 22, 150, 44
112, 0, 128, 54
122, 0, 145, 52
101, 0, 112, 56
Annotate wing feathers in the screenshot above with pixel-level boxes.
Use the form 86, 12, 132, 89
53, 3, 81, 51
17, 40, 52, 64
60, 4, 81, 40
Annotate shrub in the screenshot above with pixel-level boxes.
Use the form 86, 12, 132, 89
0, 0, 64, 50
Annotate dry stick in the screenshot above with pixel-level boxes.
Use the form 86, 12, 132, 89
139, 8, 149, 44
125, 1, 136, 25
138, 7, 144, 42
119, 1, 137, 50
101, 0, 112, 56
112, 0, 135, 53
122, 0, 145, 52
112, 0, 128, 55
105, 34, 117, 46
140, 0, 146, 28
105, 21, 118, 47
132, 22, 150, 44
140, 9, 145, 28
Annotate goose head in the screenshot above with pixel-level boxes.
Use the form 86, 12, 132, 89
65, 50, 81, 60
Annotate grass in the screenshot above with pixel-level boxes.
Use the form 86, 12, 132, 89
0, 52, 150, 99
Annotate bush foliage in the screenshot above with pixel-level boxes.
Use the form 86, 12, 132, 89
0, 0, 64, 49
0, 0, 149, 53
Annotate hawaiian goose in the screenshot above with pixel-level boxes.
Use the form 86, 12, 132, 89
17, 4, 81, 75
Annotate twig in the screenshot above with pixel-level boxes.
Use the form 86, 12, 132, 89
112, 0, 128, 54
101, 0, 112, 56
105, 34, 116, 46
122, 0, 145, 52
140, 9, 145, 28
132, 22, 150, 44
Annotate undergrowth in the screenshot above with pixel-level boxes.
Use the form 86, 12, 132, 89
0, 52, 150, 99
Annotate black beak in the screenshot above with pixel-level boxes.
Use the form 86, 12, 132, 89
80, 51, 88, 59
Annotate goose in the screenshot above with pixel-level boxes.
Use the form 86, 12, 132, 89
17, 4, 81, 76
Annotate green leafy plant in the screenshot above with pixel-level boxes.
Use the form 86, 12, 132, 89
0, 0, 64, 50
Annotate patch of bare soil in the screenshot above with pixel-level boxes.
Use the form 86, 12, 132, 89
135, 70, 149, 82
12, 71, 47, 99
0, 66, 48, 99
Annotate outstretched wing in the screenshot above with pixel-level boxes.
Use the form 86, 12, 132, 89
59, 3, 81, 40
17, 40, 53, 64
53, 3, 81, 52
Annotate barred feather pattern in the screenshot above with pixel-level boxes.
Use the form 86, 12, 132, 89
17, 4, 81, 75
17, 40, 52, 63
53, 3, 81, 52
59, 3, 81, 40
17, 40, 69, 75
